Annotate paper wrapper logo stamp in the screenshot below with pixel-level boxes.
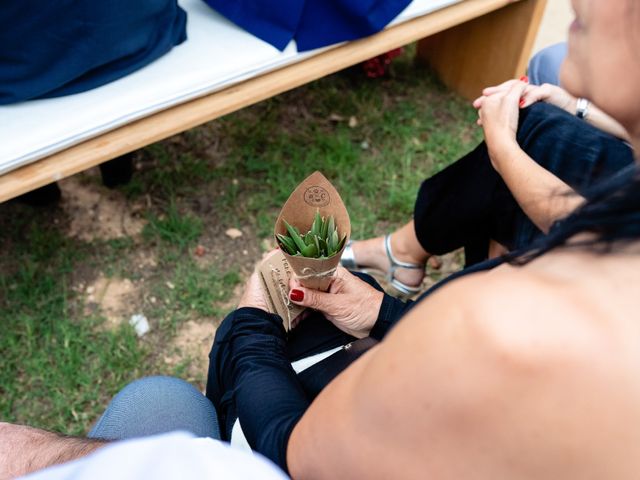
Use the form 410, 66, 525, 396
304, 186, 330, 207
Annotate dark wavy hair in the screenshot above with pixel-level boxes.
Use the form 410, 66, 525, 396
511, 163, 640, 264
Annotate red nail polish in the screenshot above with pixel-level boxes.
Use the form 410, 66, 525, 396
290, 289, 304, 302
520, 75, 529, 83
519, 98, 526, 107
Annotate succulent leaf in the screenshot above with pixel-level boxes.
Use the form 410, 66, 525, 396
279, 215, 345, 259
284, 220, 307, 252
311, 210, 322, 237
304, 233, 315, 246
301, 243, 318, 258
327, 216, 335, 239
277, 234, 297, 255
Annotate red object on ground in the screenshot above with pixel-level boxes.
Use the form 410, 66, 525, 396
362, 48, 403, 78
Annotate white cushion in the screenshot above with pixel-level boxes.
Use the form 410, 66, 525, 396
0, 0, 462, 176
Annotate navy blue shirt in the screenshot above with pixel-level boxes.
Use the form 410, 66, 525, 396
0, 0, 187, 105
201, 0, 412, 51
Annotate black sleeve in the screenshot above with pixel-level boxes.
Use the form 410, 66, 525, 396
349, 271, 413, 341
369, 294, 413, 340
206, 307, 309, 473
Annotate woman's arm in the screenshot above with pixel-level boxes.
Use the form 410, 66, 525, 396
519, 83, 630, 142
475, 80, 585, 233
479, 81, 630, 142
206, 267, 313, 472
487, 140, 584, 233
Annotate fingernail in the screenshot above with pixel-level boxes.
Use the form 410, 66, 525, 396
290, 289, 304, 302
520, 75, 529, 83
519, 98, 526, 107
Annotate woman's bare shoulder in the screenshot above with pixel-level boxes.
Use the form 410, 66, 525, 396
289, 263, 640, 479
399, 263, 599, 359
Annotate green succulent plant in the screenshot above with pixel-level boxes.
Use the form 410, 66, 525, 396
277, 211, 346, 259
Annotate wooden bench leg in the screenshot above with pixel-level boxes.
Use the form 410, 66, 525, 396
416, 0, 548, 100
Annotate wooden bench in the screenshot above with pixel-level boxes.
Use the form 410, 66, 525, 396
0, 0, 547, 203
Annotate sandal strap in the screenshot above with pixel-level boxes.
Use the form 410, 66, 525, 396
384, 234, 424, 297
384, 235, 423, 271
340, 240, 359, 270
389, 277, 422, 296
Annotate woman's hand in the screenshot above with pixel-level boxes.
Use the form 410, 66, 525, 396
519, 82, 577, 112
237, 270, 270, 312
237, 250, 280, 312
476, 80, 576, 112
288, 266, 384, 339
473, 78, 528, 171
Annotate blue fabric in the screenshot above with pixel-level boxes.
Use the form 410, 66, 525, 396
89, 376, 220, 441
0, 0, 187, 105
527, 42, 568, 86
201, 0, 411, 51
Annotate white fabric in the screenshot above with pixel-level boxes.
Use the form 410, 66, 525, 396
290, 345, 343, 374
0, 0, 462, 176
19, 432, 288, 480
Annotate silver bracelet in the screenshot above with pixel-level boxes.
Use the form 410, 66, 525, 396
576, 98, 590, 120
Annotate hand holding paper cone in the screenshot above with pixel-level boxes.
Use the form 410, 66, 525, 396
274, 171, 351, 291
256, 172, 350, 331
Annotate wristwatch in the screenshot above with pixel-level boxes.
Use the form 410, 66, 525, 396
576, 98, 590, 120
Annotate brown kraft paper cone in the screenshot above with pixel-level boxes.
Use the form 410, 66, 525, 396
274, 171, 351, 291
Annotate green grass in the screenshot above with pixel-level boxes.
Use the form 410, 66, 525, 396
0, 225, 146, 435
148, 260, 242, 333
143, 200, 204, 250
0, 47, 482, 434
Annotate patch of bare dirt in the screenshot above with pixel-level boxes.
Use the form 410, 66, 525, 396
84, 275, 141, 328
132, 250, 158, 270
59, 176, 145, 241
420, 251, 464, 292
164, 320, 217, 380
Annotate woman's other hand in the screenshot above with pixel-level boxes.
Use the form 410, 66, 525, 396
237, 250, 282, 312
474, 80, 577, 125
519, 83, 576, 112
237, 270, 270, 312
288, 266, 384, 339
473, 78, 528, 170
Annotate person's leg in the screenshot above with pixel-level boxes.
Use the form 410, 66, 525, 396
527, 42, 568, 86
416, 102, 635, 258
347, 102, 635, 271
15, 182, 62, 206
99, 153, 134, 188
88, 376, 220, 441
348, 221, 429, 289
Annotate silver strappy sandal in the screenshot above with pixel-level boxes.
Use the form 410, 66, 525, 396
340, 239, 359, 270
341, 234, 424, 298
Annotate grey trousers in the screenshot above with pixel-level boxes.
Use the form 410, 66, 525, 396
88, 376, 220, 441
